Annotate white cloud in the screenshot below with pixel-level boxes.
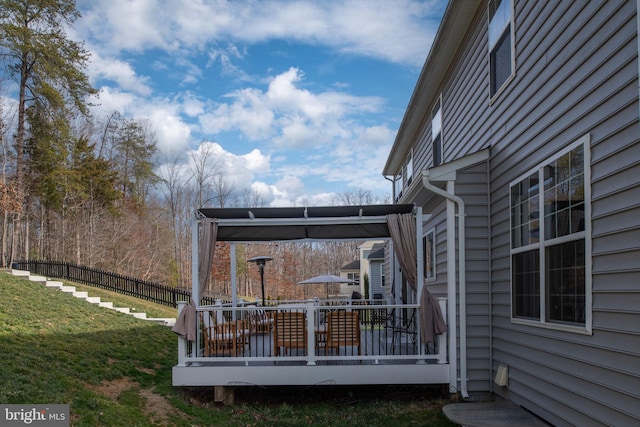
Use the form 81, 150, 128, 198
199, 67, 383, 148
76, 0, 443, 66
146, 108, 191, 153
88, 52, 153, 96
92, 87, 138, 115
186, 142, 271, 192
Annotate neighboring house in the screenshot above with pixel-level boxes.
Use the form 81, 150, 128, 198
339, 259, 360, 296
383, 1, 639, 426
367, 243, 387, 299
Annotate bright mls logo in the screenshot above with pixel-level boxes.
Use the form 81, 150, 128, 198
1, 405, 69, 426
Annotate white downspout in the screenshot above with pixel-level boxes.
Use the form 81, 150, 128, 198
422, 171, 469, 399
192, 215, 199, 307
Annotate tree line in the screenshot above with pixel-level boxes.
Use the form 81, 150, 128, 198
0, 0, 387, 300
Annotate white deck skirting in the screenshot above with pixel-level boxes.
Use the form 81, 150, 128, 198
173, 363, 450, 387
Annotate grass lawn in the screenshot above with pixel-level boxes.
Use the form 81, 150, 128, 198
0, 272, 457, 426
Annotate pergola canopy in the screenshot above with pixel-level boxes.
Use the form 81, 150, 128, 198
197, 204, 415, 242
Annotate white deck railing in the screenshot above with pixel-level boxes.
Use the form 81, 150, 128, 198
177, 298, 447, 367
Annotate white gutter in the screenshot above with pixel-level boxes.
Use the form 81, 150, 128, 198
422, 171, 468, 399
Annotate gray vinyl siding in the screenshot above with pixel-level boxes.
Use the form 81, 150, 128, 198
397, 0, 639, 425
486, 1, 640, 426
455, 164, 491, 394
420, 163, 491, 394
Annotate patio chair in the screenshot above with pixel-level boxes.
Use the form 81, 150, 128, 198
326, 311, 361, 355
203, 318, 248, 356
273, 312, 307, 356
248, 309, 273, 334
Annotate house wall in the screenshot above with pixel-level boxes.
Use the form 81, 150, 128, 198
417, 162, 491, 394
488, 2, 640, 425
396, 0, 639, 425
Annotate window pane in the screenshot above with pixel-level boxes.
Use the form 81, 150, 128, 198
432, 107, 442, 140
489, 0, 511, 48
546, 240, 586, 325
544, 146, 585, 239
513, 250, 540, 319
433, 134, 442, 166
490, 28, 512, 95
511, 173, 539, 248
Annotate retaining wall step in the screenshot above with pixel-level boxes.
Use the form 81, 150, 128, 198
131, 312, 148, 319
29, 275, 47, 283
60, 286, 77, 293
73, 291, 89, 299
85, 296, 101, 304
45, 281, 64, 288
114, 307, 130, 314
11, 269, 30, 277
99, 301, 114, 309
148, 318, 176, 327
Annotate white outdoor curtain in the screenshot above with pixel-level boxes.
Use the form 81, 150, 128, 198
387, 213, 447, 343
172, 218, 218, 341
387, 213, 418, 291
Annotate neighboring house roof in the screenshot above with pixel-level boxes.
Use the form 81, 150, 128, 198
367, 243, 385, 260
340, 260, 360, 271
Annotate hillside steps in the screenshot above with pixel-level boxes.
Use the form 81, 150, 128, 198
10, 269, 176, 327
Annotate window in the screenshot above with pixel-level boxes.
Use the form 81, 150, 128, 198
347, 273, 359, 286
394, 172, 402, 201
381, 264, 386, 287
424, 228, 436, 281
404, 152, 413, 187
510, 135, 591, 331
488, 0, 514, 97
431, 98, 442, 166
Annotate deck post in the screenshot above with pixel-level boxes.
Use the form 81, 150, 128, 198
176, 301, 188, 366
306, 301, 317, 365
214, 386, 234, 405
437, 297, 448, 364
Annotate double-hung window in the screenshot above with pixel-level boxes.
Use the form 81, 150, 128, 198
488, 0, 514, 97
394, 172, 403, 201
510, 135, 591, 332
404, 151, 413, 187
431, 98, 442, 167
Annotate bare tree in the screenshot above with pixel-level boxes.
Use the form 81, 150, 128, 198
190, 143, 220, 208
157, 153, 190, 283
332, 187, 374, 205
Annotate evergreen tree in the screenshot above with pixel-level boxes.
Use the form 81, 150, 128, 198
0, 0, 96, 262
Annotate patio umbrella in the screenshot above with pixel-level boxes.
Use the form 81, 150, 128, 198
298, 274, 354, 299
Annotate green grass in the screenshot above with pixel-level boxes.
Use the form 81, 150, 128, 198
0, 272, 457, 426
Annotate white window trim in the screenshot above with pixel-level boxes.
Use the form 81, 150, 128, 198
509, 134, 592, 335
488, 0, 516, 102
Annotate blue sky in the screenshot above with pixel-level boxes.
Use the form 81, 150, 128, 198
69, 0, 447, 207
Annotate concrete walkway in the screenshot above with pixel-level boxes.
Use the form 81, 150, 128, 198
443, 400, 550, 427
10, 269, 176, 327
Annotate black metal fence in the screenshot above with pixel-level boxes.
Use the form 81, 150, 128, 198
12, 260, 217, 308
